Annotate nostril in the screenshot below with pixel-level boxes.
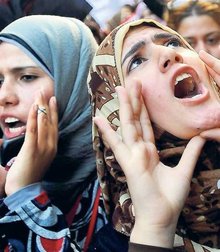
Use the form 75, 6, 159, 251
175, 56, 181, 62
164, 59, 170, 68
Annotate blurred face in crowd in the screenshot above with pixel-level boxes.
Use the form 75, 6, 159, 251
0, 42, 54, 139
121, 25, 220, 139
177, 14, 220, 59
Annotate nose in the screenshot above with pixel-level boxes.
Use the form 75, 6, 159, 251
0, 80, 18, 107
159, 47, 183, 73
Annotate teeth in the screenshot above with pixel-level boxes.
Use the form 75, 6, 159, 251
191, 94, 202, 99
5, 117, 19, 123
175, 73, 192, 85
8, 126, 24, 133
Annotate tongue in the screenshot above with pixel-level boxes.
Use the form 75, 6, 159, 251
174, 78, 197, 99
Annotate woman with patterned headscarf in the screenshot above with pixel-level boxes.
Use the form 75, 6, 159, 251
88, 18, 220, 251
0, 15, 107, 251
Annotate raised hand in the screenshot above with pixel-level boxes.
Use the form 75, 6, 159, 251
94, 81, 205, 248
199, 50, 220, 141
0, 164, 7, 197
5, 92, 58, 196
199, 50, 220, 86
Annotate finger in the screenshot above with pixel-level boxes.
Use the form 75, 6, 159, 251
199, 50, 220, 75
204, 64, 220, 87
35, 92, 50, 147
177, 136, 205, 179
47, 96, 58, 154
22, 103, 38, 151
0, 138, 3, 147
200, 128, 220, 141
94, 116, 130, 167
116, 86, 139, 145
49, 96, 58, 129
140, 96, 155, 144
127, 80, 143, 138
0, 166, 7, 197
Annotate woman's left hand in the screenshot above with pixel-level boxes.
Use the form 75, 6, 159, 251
199, 50, 220, 85
5, 92, 58, 196
199, 50, 220, 141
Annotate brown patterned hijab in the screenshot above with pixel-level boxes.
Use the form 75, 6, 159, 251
88, 19, 220, 250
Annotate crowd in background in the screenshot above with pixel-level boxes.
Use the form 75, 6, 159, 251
1, 0, 219, 53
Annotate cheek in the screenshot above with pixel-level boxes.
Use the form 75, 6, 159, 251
142, 84, 167, 111
39, 78, 54, 102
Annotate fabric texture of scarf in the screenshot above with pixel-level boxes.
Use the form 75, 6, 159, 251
88, 18, 220, 251
0, 15, 98, 213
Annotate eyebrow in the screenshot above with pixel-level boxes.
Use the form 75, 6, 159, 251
122, 32, 177, 65
122, 40, 146, 65
8, 66, 41, 73
153, 32, 176, 41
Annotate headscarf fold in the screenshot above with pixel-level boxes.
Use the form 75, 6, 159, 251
88, 18, 220, 250
0, 15, 98, 212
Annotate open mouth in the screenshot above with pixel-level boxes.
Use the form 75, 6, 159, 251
3, 117, 25, 138
174, 73, 201, 99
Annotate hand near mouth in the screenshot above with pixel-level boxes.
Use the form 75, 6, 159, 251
0, 167, 7, 198
94, 81, 206, 248
199, 50, 220, 142
4, 92, 58, 196
199, 50, 220, 88
0, 138, 7, 197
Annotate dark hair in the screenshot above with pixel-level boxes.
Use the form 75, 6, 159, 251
165, 1, 220, 30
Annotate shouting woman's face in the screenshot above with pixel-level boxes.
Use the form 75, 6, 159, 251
0, 42, 54, 139
122, 26, 220, 139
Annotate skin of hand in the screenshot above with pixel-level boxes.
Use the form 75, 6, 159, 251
94, 80, 206, 248
4, 92, 58, 196
199, 50, 220, 140
0, 137, 7, 197
0, 166, 7, 197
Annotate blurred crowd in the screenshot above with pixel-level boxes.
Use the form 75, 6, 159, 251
0, 0, 219, 57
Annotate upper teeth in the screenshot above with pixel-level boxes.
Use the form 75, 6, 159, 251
175, 73, 192, 85
5, 117, 19, 123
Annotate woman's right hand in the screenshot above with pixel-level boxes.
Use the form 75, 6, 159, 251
5, 92, 58, 196
94, 81, 205, 248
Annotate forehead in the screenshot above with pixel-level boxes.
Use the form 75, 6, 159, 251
123, 26, 164, 49
122, 26, 169, 56
178, 15, 220, 35
0, 42, 36, 64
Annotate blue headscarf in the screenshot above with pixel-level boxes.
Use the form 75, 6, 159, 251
0, 15, 98, 212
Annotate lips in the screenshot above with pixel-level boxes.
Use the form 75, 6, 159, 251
2, 117, 26, 139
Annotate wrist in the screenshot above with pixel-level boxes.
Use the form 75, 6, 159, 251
130, 221, 176, 249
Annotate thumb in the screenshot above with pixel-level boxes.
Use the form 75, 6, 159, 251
177, 136, 205, 179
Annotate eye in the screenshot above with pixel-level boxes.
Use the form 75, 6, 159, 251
21, 75, 38, 82
206, 34, 220, 46
0, 78, 4, 86
165, 38, 184, 49
128, 57, 147, 72
185, 38, 196, 48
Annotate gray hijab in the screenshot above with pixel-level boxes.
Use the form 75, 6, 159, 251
0, 15, 98, 212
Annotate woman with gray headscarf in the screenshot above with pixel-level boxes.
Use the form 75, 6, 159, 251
0, 15, 107, 251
